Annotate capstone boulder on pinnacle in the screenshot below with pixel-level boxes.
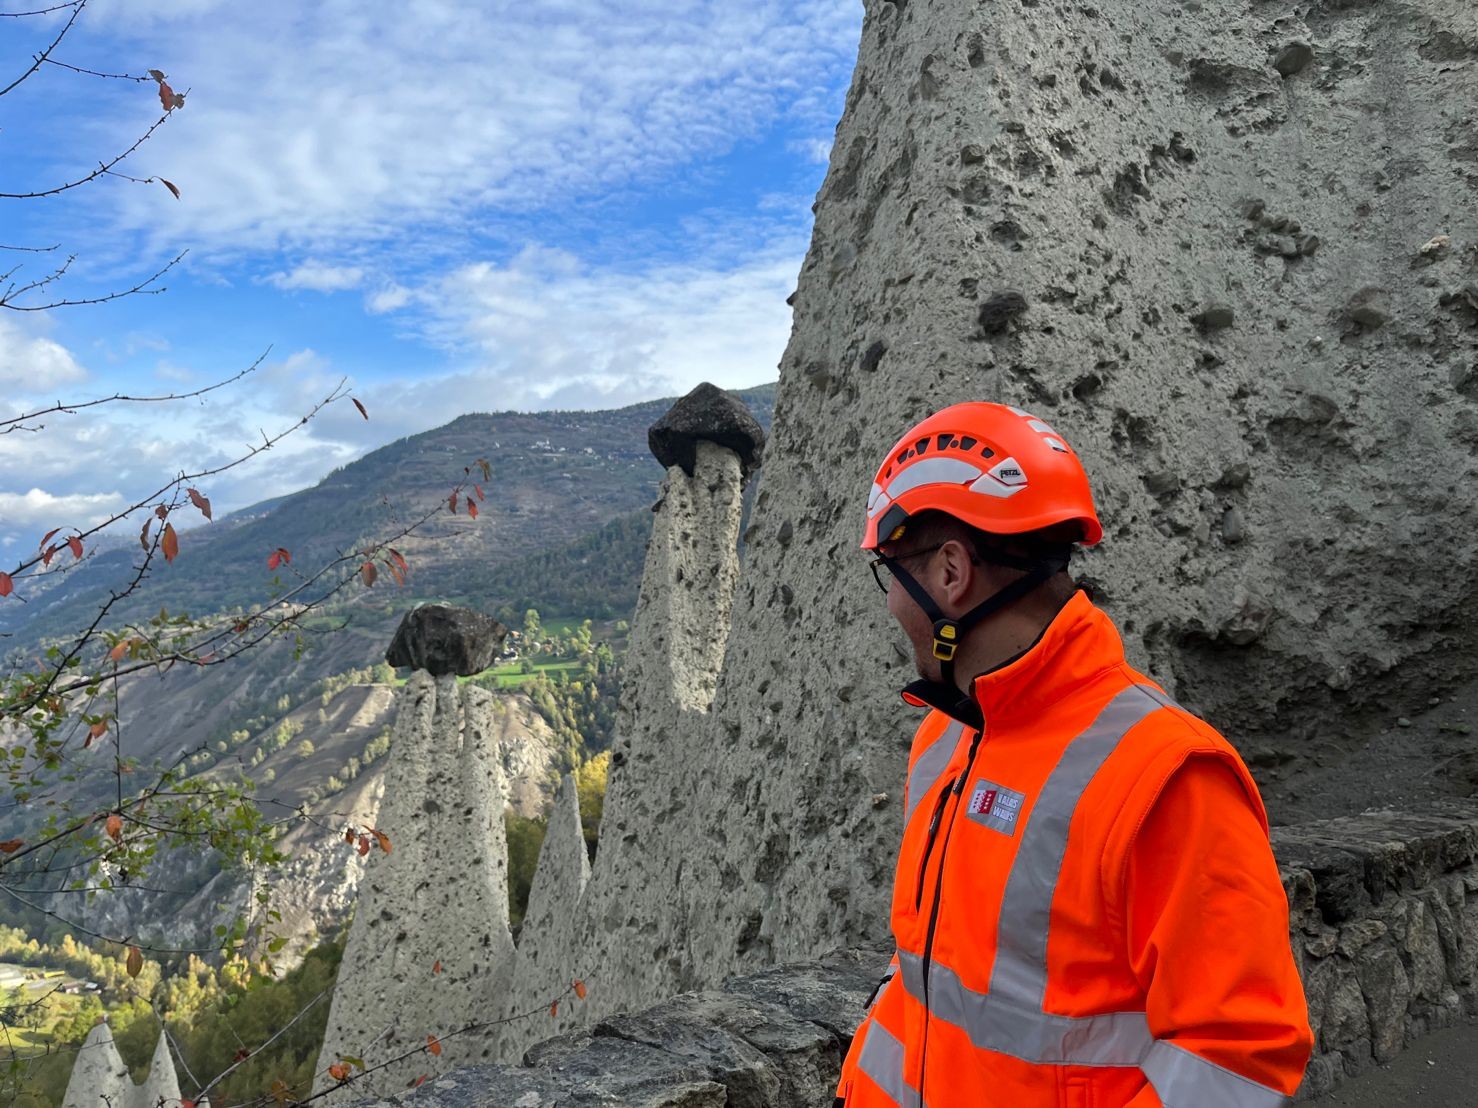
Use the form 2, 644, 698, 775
386, 604, 508, 676
647, 382, 765, 481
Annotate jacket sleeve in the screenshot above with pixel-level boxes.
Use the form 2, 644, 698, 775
1120, 755, 1313, 1107
835, 952, 901, 1104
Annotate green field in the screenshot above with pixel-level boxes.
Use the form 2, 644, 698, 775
475, 659, 584, 688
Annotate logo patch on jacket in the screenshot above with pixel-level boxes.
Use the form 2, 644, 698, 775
964, 779, 1026, 836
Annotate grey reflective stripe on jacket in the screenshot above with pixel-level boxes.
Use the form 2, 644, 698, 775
855, 1018, 922, 1108
897, 683, 1289, 1107
903, 720, 964, 825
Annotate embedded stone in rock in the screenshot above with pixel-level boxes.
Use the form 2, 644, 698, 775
648, 382, 765, 481
977, 290, 1028, 335
1273, 42, 1315, 77
385, 604, 508, 676
961, 143, 985, 165
1192, 303, 1236, 331
1345, 287, 1392, 329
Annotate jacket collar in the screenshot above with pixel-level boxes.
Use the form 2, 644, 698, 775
900, 590, 1124, 730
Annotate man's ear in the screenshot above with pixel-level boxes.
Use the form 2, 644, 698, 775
937, 539, 977, 605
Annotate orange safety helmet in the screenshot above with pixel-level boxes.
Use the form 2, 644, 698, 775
862, 402, 1102, 551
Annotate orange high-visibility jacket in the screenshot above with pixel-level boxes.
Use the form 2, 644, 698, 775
837, 591, 1312, 1107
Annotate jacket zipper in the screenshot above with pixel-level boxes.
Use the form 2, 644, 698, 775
914, 779, 955, 910
916, 726, 985, 1103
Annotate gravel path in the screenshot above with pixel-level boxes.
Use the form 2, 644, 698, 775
1310, 1020, 1478, 1106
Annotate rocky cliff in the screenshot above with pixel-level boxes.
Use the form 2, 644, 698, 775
325, 0, 1477, 1092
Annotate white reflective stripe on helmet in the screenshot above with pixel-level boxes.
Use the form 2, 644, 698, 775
885, 457, 984, 500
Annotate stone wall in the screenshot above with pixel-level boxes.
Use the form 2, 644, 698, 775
350, 801, 1478, 1108
1276, 800, 1478, 1098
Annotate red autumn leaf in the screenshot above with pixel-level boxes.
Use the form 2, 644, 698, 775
412, 1075, 429, 1089
327, 1062, 349, 1083
549, 1000, 559, 1018
162, 523, 179, 563
68, 535, 83, 561
86, 721, 107, 747
160, 178, 180, 200
108, 640, 128, 661
357, 834, 370, 857
389, 548, 409, 574
105, 813, 123, 841
372, 829, 391, 854
41, 544, 58, 567
155, 505, 168, 520
467, 499, 478, 520
432, 960, 442, 975
573, 979, 587, 1000
139, 519, 151, 550
0, 572, 11, 599
360, 561, 378, 587
426, 1035, 442, 1057
473, 483, 485, 501
448, 491, 458, 514
344, 828, 356, 845
267, 547, 291, 570
188, 488, 212, 520
0, 839, 22, 854
385, 559, 406, 588
39, 527, 60, 550
182, 1099, 196, 1108
352, 398, 368, 420
158, 79, 175, 111
126, 945, 143, 978
233, 620, 249, 634
233, 1048, 252, 1063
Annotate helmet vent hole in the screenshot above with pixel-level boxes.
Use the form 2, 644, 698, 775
959, 435, 978, 451
914, 438, 930, 455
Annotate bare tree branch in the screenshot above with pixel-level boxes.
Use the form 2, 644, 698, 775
0, 249, 183, 312
41, 56, 151, 82
0, 352, 263, 434
0, 3, 82, 17
0, 112, 172, 200
0, 0, 81, 97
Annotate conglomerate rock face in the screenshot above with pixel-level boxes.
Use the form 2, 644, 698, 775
649, 0, 1478, 973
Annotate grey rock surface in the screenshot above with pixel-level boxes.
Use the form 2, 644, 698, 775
647, 383, 766, 481
315, 674, 518, 1097
386, 605, 508, 677
63, 1022, 180, 1108
346, 950, 880, 1108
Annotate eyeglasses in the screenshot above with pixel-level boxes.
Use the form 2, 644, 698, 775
869, 543, 946, 594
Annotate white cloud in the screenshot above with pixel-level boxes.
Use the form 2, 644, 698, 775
83, 1, 860, 253
789, 136, 834, 164
402, 233, 801, 410
266, 261, 365, 292
0, 488, 127, 533
366, 283, 411, 314
0, 317, 88, 388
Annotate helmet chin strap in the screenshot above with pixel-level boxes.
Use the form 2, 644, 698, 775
880, 549, 1069, 690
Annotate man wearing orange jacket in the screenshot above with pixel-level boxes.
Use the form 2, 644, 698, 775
837, 403, 1312, 1107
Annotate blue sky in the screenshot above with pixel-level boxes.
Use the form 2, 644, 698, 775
0, 0, 860, 549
